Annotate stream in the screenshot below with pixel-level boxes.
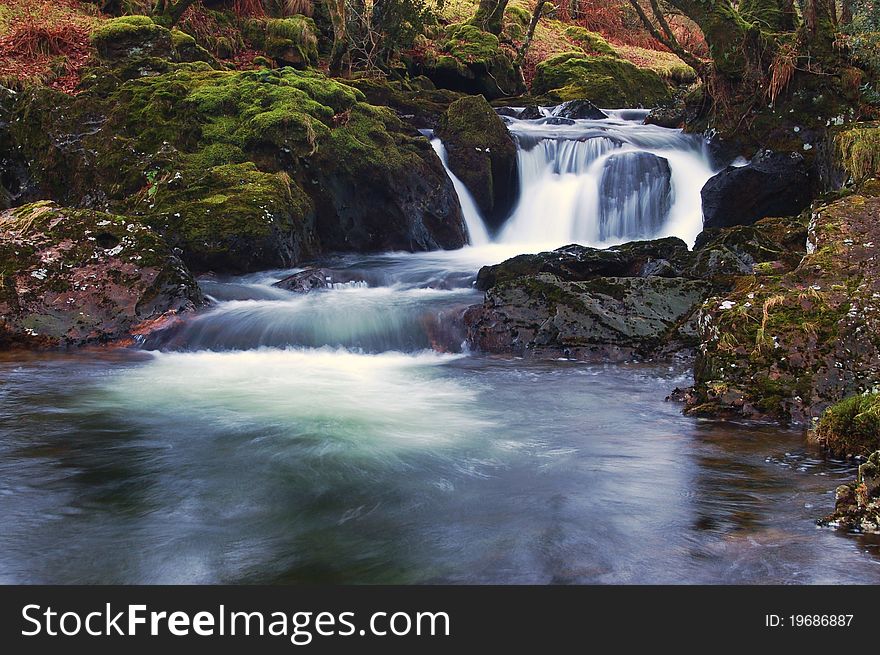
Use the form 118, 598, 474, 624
1, 109, 878, 584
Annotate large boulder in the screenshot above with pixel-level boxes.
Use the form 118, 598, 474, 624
688, 188, 880, 423
598, 152, 672, 241
414, 24, 525, 100
475, 238, 691, 290
464, 273, 710, 361
531, 53, 672, 107
701, 150, 812, 229
8, 48, 467, 272
436, 95, 519, 231
0, 202, 203, 349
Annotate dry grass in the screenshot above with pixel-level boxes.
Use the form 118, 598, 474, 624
0, 0, 100, 93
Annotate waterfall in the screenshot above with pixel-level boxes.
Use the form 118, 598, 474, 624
429, 137, 491, 246
433, 109, 717, 250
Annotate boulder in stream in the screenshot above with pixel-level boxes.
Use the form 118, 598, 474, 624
701, 150, 812, 229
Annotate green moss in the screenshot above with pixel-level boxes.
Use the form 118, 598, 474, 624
816, 393, 880, 457
444, 23, 503, 62
835, 123, 880, 185
563, 26, 617, 57
531, 52, 671, 107
505, 5, 531, 26
264, 16, 319, 66
90, 15, 167, 56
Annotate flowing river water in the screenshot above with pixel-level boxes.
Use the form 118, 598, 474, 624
1, 110, 878, 584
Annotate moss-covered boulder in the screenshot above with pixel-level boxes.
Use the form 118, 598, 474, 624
416, 24, 525, 100
8, 61, 467, 272
0, 201, 203, 349
310, 104, 468, 252
813, 394, 880, 457
243, 16, 319, 69
531, 52, 672, 107
436, 95, 518, 231
563, 26, 618, 57
344, 76, 463, 129
688, 188, 880, 423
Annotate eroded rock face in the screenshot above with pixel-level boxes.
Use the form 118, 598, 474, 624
0, 202, 203, 349
701, 150, 812, 229
436, 95, 519, 232
689, 189, 880, 423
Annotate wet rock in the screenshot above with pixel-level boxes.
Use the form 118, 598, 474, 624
0, 202, 203, 349
475, 237, 691, 291
554, 99, 607, 120
819, 451, 880, 534
519, 105, 544, 120
644, 106, 685, 129
436, 95, 519, 231
465, 273, 710, 361
701, 150, 812, 229
598, 152, 672, 241
273, 268, 366, 293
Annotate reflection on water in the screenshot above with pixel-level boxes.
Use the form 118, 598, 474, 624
1, 349, 878, 584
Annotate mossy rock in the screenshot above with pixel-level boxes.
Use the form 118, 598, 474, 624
0, 201, 203, 349
263, 16, 319, 68
416, 24, 525, 100
814, 394, 880, 457
436, 95, 518, 230
689, 191, 880, 423
531, 52, 672, 107
563, 26, 618, 57
9, 61, 467, 272
344, 76, 463, 129
310, 104, 468, 252
140, 163, 319, 273
834, 123, 880, 186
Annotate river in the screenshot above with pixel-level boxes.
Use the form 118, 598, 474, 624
0, 108, 877, 584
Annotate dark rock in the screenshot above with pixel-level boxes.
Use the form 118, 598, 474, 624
273, 268, 366, 293
0, 202, 203, 349
644, 106, 685, 129
494, 106, 520, 118
554, 99, 607, 120
598, 152, 672, 241
519, 105, 543, 120
818, 451, 880, 534
436, 95, 519, 232
701, 150, 812, 229
475, 237, 691, 291
465, 273, 710, 361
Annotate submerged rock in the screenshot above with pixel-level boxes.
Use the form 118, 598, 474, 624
0, 202, 203, 349
436, 95, 519, 231
701, 150, 812, 229
273, 268, 367, 293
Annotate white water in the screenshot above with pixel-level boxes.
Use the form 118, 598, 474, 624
430, 138, 491, 246
434, 108, 716, 251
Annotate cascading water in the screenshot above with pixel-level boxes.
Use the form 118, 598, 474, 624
5, 106, 870, 586
494, 108, 716, 248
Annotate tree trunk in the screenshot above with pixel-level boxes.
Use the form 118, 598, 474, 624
324, 0, 349, 76
165, 0, 198, 26
515, 0, 549, 67
471, 0, 510, 35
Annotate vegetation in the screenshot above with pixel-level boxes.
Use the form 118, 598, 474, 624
815, 393, 880, 457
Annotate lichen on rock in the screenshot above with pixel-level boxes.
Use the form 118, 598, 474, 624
0, 201, 203, 349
